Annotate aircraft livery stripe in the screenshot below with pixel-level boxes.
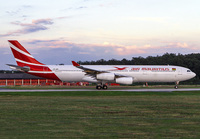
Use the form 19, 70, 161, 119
11, 48, 44, 65
9, 43, 34, 58
15, 58, 44, 66
9, 40, 31, 54
16, 59, 52, 72
28, 72, 61, 81
9, 40, 44, 65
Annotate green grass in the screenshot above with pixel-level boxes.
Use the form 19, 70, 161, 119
0, 91, 200, 138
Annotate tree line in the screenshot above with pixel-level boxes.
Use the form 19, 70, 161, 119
78, 53, 200, 84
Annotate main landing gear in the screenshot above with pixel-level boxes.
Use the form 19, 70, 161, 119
96, 84, 108, 90
174, 81, 179, 89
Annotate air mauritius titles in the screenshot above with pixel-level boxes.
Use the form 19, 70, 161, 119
131, 67, 176, 72
110, 67, 176, 72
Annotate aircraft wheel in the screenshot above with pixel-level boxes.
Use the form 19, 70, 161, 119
96, 85, 102, 90
174, 85, 178, 89
103, 85, 108, 90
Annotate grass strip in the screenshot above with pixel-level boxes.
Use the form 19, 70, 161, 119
0, 90, 200, 96
0, 91, 200, 138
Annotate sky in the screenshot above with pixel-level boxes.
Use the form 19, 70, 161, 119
0, 0, 200, 69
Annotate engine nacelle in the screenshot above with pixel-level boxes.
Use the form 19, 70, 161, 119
82, 76, 99, 83
116, 77, 133, 85
96, 73, 115, 81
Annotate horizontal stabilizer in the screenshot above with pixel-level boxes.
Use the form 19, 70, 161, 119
6, 64, 30, 72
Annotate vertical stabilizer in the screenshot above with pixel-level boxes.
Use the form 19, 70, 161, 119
8, 40, 61, 81
8, 40, 44, 67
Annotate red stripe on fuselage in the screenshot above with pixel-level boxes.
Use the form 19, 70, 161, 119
28, 72, 61, 81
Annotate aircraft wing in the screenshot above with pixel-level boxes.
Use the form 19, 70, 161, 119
72, 61, 108, 76
71, 61, 128, 78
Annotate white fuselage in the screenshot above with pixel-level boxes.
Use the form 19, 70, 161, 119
45, 65, 196, 83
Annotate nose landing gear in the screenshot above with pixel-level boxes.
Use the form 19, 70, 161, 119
174, 81, 179, 89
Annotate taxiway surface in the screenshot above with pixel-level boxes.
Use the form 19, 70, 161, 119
0, 88, 200, 92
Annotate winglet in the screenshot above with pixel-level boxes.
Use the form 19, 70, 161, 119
72, 61, 80, 67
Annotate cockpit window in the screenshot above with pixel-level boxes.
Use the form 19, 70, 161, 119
187, 70, 191, 72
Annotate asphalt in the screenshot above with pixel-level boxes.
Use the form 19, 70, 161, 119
0, 88, 200, 92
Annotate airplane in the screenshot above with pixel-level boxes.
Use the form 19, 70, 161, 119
7, 40, 196, 89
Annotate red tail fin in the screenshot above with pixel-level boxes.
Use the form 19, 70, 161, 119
8, 40, 61, 81
8, 40, 44, 67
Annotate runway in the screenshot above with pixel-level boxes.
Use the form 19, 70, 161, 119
0, 88, 200, 92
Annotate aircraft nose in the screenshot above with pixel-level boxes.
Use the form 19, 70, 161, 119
192, 72, 196, 78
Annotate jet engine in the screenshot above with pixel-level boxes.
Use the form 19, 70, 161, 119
82, 76, 98, 83
96, 73, 115, 81
115, 77, 133, 85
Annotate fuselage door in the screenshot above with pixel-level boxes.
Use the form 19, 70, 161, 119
178, 68, 182, 75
